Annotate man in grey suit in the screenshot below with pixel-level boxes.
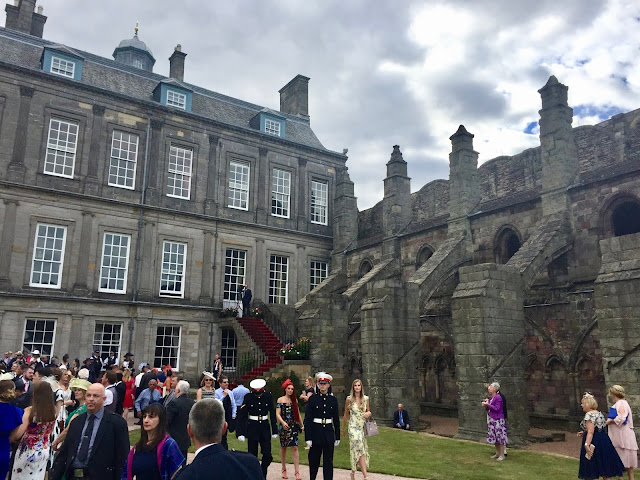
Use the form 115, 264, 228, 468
166, 380, 195, 463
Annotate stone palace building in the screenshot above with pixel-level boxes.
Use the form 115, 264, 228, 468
2, 0, 640, 442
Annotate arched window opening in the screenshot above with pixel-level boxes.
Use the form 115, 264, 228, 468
416, 246, 434, 269
358, 260, 373, 278
494, 227, 522, 264
612, 201, 640, 237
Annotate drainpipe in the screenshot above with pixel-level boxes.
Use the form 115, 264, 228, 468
128, 111, 153, 353
208, 220, 219, 369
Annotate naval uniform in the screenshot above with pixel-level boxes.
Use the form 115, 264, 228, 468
303, 392, 340, 480
236, 390, 277, 479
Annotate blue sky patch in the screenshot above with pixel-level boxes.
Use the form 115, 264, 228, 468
573, 104, 625, 120
523, 121, 539, 134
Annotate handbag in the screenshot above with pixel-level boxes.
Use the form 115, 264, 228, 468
608, 407, 629, 425
364, 418, 379, 437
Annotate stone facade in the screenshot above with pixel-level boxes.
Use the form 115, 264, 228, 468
0, 4, 345, 384
296, 74, 640, 442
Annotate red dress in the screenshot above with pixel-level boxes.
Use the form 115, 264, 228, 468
123, 379, 135, 409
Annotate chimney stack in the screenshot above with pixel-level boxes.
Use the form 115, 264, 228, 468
4, 0, 47, 38
169, 44, 186, 82
279, 74, 309, 117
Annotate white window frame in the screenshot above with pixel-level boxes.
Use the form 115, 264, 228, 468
108, 130, 139, 190
23, 318, 57, 357
310, 260, 328, 291
264, 118, 281, 136
30, 223, 67, 289
50, 56, 75, 78
166, 90, 186, 110
311, 180, 328, 225
92, 322, 123, 360
223, 249, 246, 301
159, 241, 187, 298
271, 168, 291, 218
44, 118, 79, 178
269, 254, 289, 304
221, 328, 237, 371
167, 145, 192, 199
98, 233, 131, 294
154, 325, 181, 369
133, 59, 143, 69
228, 161, 250, 210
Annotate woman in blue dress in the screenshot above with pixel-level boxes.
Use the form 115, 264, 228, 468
578, 392, 625, 480
0, 374, 25, 480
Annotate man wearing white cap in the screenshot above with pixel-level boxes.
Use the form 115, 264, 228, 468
304, 372, 340, 480
236, 379, 278, 479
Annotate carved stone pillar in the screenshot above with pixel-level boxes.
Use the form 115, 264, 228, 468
255, 147, 268, 223
200, 230, 214, 305
146, 119, 164, 205
73, 211, 94, 294
83, 104, 106, 195
297, 157, 308, 231
0, 200, 18, 287
204, 135, 219, 216
7, 86, 35, 182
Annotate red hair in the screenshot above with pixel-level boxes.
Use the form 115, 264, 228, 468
282, 379, 301, 424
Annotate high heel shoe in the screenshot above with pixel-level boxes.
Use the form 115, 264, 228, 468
295, 472, 301, 480
282, 468, 288, 479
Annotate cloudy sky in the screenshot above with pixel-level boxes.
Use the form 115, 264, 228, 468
24, 0, 640, 209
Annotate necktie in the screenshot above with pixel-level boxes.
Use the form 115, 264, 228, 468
77, 414, 95, 463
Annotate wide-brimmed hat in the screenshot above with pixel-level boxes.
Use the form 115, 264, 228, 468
0, 372, 14, 381
250, 378, 266, 392
202, 371, 215, 380
70, 378, 92, 391
31, 350, 40, 355
124, 352, 133, 357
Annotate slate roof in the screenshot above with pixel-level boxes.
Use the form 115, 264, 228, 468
0, 26, 335, 155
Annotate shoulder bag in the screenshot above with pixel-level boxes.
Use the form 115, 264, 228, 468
364, 418, 379, 437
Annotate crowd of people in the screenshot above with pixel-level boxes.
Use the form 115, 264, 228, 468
2, 347, 639, 480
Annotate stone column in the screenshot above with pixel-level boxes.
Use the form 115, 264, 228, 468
0, 200, 18, 287
200, 230, 213, 305
7, 86, 35, 182
84, 105, 106, 195
70, 315, 86, 360
451, 263, 529, 444
138, 221, 156, 299
296, 157, 308, 231
146, 119, 164, 205
254, 148, 268, 224
595, 232, 640, 446
73, 212, 94, 294
296, 244, 306, 300
253, 238, 265, 301
204, 135, 220, 216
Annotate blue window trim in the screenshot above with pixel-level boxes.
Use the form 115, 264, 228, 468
42, 48, 83, 81
154, 83, 192, 112
260, 113, 285, 138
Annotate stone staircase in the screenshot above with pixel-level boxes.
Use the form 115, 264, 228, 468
236, 316, 284, 382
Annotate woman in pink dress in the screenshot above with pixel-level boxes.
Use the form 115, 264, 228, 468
606, 385, 638, 480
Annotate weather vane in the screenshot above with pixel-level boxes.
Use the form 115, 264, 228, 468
134, 21, 139, 37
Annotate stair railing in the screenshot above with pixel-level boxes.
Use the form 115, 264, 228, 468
232, 346, 267, 384
256, 302, 296, 347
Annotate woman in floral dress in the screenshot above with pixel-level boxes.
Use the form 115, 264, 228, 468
342, 379, 371, 480
276, 379, 303, 480
12, 381, 57, 480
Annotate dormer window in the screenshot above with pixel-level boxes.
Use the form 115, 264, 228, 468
51, 56, 75, 78
41, 47, 84, 81
167, 90, 186, 110
264, 118, 281, 136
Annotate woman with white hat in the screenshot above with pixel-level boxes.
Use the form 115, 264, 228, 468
196, 372, 216, 401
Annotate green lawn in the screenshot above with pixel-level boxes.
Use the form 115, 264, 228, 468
129, 426, 579, 480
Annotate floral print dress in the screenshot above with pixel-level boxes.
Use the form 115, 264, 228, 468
347, 395, 370, 472
277, 403, 299, 447
12, 419, 55, 480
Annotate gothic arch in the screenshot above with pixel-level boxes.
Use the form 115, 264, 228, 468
358, 259, 373, 278
493, 225, 523, 264
416, 245, 434, 268
600, 192, 640, 238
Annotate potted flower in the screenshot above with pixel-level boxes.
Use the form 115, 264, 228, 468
249, 307, 264, 318
219, 306, 239, 318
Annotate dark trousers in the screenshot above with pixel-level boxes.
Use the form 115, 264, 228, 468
248, 427, 272, 479
180, 448, 188, 467
308, 439, 334, 480
221, 431, 228, 450
242, 300, 250, 317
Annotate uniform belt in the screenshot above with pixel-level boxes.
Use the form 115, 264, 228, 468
249, 415, 268, 421
313, 418, 333, 424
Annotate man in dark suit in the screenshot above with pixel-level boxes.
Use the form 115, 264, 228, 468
393, 403, 410, 430
175, 398, 262, 480
241, 284, 252, 317
166, 380, 195, 463
304, 373, 340, 480
50, 383, 129, 480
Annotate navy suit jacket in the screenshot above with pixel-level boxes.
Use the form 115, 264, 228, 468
393, 409, 410, 426
174, 443, 262, 480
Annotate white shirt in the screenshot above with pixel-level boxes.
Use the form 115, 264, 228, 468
104, 388, 114, 406
193, 443, 217, 459
135, 372, 143, 387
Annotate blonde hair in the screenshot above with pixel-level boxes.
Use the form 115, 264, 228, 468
123, 368, 131, 382
609, 385, 626, 399
582, 393, 598, 410
349, 378, 366, 401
